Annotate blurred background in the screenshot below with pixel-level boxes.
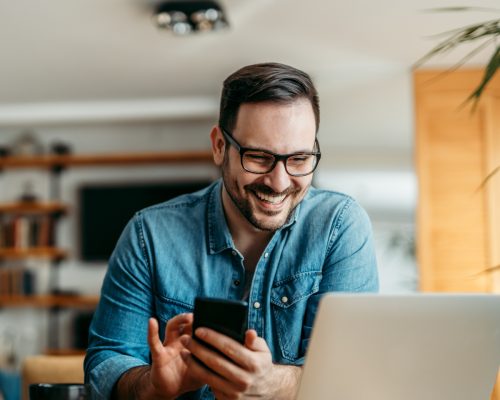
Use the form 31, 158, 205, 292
0, 1, 498, 397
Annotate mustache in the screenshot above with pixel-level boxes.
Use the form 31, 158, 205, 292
244, 183, 300, 197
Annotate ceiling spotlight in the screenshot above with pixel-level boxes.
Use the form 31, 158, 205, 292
154, 0, 229, 36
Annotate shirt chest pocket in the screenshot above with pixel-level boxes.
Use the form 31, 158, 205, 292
270, 271, 322, 362
154, 295, 194, 338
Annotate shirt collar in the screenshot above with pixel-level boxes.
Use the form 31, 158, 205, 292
207, 179, 234, 254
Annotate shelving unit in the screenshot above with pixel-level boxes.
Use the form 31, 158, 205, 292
0, 149, 214, 351
0, 150, 213, 169
0, 201, 68, 214
0, 247, 68, 260
0, 294, 99, 308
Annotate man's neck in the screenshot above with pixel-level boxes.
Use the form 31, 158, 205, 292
221, 187, 272, 270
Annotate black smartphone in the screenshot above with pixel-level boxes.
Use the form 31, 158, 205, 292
192, 297, 248, 344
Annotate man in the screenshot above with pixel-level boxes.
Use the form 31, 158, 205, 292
84, 62, 378, 399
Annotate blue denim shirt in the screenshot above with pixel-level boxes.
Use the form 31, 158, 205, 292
84, 179, 378, 399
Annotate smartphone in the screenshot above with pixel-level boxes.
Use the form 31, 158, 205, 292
192, 297, 248, 344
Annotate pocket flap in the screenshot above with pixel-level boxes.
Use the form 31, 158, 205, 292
270, 271, 322, 309
154, 295, 194, 323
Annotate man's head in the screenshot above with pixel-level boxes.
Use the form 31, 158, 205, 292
211, 62, 320, 232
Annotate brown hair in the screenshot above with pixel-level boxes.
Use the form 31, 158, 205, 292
219, 62, 320, 133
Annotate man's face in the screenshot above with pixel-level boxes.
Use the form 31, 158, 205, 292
217, 99, 317, 232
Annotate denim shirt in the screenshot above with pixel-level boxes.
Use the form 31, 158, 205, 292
84, 179, 378, 399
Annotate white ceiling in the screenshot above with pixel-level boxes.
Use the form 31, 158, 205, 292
0, 0, 497, 151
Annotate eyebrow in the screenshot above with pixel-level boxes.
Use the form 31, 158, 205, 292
223, 128, 318, 154
238, 140, 317, 154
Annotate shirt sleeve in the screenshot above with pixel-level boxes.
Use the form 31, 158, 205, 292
84, 213, 154, 399
323, 197, 379, 293
300, 197, 379, 355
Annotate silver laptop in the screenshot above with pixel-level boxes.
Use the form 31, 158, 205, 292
296, 294, 500, 400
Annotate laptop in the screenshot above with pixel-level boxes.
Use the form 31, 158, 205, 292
296, 294, 500, 400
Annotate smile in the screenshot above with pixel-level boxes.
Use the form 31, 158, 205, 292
253, 191, 287, 205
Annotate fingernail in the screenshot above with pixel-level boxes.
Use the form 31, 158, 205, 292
195, 328, 206, 338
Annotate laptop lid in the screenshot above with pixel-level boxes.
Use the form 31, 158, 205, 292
296, 294, 500, 400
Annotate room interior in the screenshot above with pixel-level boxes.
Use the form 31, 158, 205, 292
0, 0, 499, 399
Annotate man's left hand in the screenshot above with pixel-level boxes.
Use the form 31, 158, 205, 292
180, 328, 300, 399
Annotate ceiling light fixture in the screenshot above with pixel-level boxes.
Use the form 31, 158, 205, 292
155, 0, 229, 36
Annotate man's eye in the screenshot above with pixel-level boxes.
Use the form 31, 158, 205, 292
289, 155, 311, 164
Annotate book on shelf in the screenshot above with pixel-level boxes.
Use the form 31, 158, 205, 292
0, 267, 36, 296
0, 214, 55, 249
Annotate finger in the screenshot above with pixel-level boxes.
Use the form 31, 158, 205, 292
244, 330, 268, 352
195, 328, 254, 369
148, 318, 165, 361
181, 348, 242, 395
179, 319, 194, 337
165, 313, 194, 343
184, 336, 250, 390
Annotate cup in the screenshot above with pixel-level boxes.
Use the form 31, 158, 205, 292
29, 383, 90, 400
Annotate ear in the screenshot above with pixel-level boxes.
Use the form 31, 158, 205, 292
210, 125, 225, 167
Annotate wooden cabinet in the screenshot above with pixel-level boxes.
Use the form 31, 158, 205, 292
414, 69, 500, 293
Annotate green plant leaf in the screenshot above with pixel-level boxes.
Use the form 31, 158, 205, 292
479, 264, 500, 275
476, 165, 500, 192
415, 14, 499, 106
414, 19, 500, 68
418, 38, 496, 88
467, 45, 500, 102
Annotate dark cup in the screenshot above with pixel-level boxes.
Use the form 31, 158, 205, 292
29, 383, 90, 400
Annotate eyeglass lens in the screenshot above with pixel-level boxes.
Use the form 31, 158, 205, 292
242, 150, 318, 176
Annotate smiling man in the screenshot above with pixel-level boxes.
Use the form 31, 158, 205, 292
84, 62, 378, 399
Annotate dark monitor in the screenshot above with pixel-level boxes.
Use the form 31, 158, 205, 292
79, 180, 212, 261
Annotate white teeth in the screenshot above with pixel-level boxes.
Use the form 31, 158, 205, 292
255, 191, 286, 204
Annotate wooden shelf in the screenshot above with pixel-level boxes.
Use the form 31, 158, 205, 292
0, 201, 68, 214
0, 294, 99, 308
0, 150, 213, 169
44, 348, 87, 356
0, 247, 68, 260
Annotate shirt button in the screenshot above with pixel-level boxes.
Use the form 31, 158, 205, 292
264, 252, 269, 258
233, 280, 240, 286
281, 296, 289, 304
232, 250, 237, 256
253, 301, 261, 309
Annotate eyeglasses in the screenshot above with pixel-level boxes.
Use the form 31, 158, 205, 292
221, 128, 321, 177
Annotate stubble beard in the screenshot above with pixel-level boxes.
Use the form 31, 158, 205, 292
221, 156, 304, 232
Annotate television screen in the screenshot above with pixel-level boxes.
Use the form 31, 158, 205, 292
79, 180, 212, 261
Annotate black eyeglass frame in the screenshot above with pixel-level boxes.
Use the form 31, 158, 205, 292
220, 127, 321, 177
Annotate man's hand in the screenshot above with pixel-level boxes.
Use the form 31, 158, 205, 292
180, 328, 302, 400
147, 314, 205, 398
115, 314, 204, 399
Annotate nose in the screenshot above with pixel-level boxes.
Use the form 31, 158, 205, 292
262, 160, 291, 193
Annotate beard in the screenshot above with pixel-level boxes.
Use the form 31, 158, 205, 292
221, 155, 305, 231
